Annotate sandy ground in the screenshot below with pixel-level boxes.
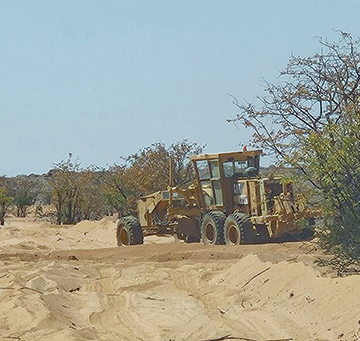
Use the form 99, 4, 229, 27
0, 217, 359, 341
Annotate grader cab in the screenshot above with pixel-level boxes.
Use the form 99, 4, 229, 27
116, 149, 313, 246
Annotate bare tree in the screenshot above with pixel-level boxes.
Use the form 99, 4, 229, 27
228, 32, 360, 161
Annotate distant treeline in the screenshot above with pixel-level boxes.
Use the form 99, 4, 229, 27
0, 140, 203, 225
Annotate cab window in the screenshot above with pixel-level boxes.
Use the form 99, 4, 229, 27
209, 160, 220, 178
223, 161, 234, 177
196, 160, 210, 180
234, 161, 247, 174
223, 160, 248, 177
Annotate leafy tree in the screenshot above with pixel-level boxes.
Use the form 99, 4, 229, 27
7, 177, 39, 217
125, 140, 204, 194
299, 110, 360, 259
50, 154, 85, 224
34, 175, 52, 205
102, 164, 133, 217
229, 32, 360, 259
50, 155, 114, 224
105, 140, 204, 213
124, 140, 203, 207
78, 169, 111, 220
168, 140, 205, 185
0, 186, 12, 225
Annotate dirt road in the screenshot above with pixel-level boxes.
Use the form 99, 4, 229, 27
0, 217, 359, 341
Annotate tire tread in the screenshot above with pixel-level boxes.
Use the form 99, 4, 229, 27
225, 213, 254, 244
201, 211, 226, 245
117, 216, 144, 246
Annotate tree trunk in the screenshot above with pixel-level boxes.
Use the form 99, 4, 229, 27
0, 204, 6, 225
57, 203, 62, 225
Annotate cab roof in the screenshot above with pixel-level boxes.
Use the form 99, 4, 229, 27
189, 149, 262, 162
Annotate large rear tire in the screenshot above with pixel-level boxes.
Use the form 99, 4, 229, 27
201, 211, 226, 245
224, 213, 254, 245
117, 216, 144, 246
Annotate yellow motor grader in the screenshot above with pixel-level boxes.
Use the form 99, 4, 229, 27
116, 149, 314, 246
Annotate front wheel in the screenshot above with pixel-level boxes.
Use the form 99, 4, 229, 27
201, 211, 226, 245
117, 216, 144, 246
224, 213, 254, 245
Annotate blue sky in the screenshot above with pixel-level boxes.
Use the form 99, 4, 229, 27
1, 0, 360, 175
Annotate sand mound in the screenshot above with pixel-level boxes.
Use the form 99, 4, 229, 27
0, 217, 118, 252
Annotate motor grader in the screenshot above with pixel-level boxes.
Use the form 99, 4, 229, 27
116, 149, 314, 246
